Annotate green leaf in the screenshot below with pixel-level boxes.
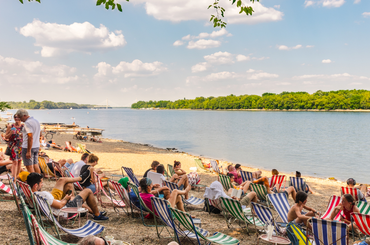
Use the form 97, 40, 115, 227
208, 5, 212, 9
96, 0, 103, 6
112, 3, 115, 10
19, 0, 24, 3
236, 0, 242, 7
105, 2, 109, 9
117, 3, 122, 11
232, 0, 236, 4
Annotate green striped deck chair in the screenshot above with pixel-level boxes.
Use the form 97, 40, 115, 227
219, 174, 232, 192
220, 197, 264, 233
168, 164, 175, 177
194, 159, 212, 173
250, 183, 269, 204
169, 207, 240, 245
358, 201, 370, 214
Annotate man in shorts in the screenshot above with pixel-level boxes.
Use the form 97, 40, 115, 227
16, 109, 41, 174
27, 172, 108, 221
287, 191, 318, 230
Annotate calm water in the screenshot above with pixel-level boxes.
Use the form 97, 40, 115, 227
2, 109, 369, 182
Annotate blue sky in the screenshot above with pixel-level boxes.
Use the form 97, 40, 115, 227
0, 0, 369, 106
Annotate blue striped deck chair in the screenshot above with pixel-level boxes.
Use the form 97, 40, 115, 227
163, 180, 204, 208
122, 166, 140, 187
267, 193, 290, 224
151, 196, 203, 242
289, 177, 308, 193
169, 206, 240, 245
251, 202, 285, 235
240, 170, 254, 182
286, 222, 312, 245
219, 197, 264, 234
34, 193, 105, 238
210, 160, 220, 174
310, 217, 348, 245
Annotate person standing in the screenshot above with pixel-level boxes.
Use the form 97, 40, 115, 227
4, 114, 24, 179
15, 109, 41, 174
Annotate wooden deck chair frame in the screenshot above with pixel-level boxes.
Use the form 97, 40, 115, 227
194, 159, 212, 173
8, 174, 21, 214
308, 217, 348, 245
110, 180, 135, 216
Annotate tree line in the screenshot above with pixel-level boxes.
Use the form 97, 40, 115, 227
5, 100, 95, 110
131, 90, 370, 110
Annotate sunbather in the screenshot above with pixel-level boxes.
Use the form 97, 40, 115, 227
47, 159, 66, 177
156, 164, 190, 199
64, 141, 77, 152
287, 191, 318, 230
296, 171, 314, 194
143, 160, 160, 178
174, 160, 187, 176
346, 178, 367, 201
27, 172, 108, 221
327, 194, 360, 231
49, 140, 64, 150
227, 165, 243, 185
118, 177, 140, 208
139, 177, 190, 219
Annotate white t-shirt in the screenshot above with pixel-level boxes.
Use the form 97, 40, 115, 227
22, 116, 41, 148
71, 160, 86, 177
35, 191, 61, 215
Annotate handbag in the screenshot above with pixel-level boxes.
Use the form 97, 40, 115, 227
5, 146, 11, 156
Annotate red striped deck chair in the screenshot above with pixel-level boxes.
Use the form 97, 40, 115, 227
320, 195, 342, 221
94, 172, 125, 210
52, 161, 65, 179
341, 187, 361, 202
350, 213, 370, 238
270, 175, 286, 190
0, 180, 12, 195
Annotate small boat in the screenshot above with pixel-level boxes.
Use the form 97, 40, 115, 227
70, 107, 73, 110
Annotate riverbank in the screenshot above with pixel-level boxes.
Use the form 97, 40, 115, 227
136, 108, 370, 112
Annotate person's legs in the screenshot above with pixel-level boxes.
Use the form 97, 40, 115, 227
22, 148, 35, 173
16, 160, 22, 177
169, 174, 179, 183
241, 181, 252, 193
283, 186, 297, 201
163, 189, 171, 200
78, 189, 100, 216
168, 189, 187, 212
32, 148, 41, 174
11, 160, 17, 178
53, 177, 82, 191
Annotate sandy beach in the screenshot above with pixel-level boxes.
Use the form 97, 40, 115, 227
0, 130, 357, 244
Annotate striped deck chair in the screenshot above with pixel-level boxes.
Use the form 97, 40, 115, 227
210, 160, 220, 174
194, 159, 212, 173
357, 200, 370, 214
270, 175, 286, 191
163, 180, 204, 207
94, 172, 125, 210
267, 193, 290, 223
16, 180, 37, 209
122, 166, 140, 187
310, 217, 348, 245
251, 202, 285, 235
151, 196, 207, 242
320, 195, 342, 221
169, 207, 240, 245
219, 197, 264, 233
240, 170, 254, 182
38, 157, 55, 179
250, 183, 269, 204
77, 143, 92, 154
34, 193, 105, 238
341, 187, 361, 202
0, 180, 12, 195
52, 161, 65, 178
350, 213, 370, 239
286, 222, 312, 245
168, 164, 175, 177
8, 175, 20, 213
219, 174, 232, 192
289, 177, 307, 193
64, 169, 84, 192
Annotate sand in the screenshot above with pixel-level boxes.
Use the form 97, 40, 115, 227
0, 132, 358, 245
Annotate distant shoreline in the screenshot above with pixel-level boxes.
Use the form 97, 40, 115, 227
135, 108, 370, 112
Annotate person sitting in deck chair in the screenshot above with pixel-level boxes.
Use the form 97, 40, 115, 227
296, 171, 314, 194
143, 160, 160, 178
27, 172, 108, 221
175, 161, 200, 187
118, 177, 140, 208
71, 153, 89, 177
288, 191, 318, 230
327, 194, 360, 232
156, 164, 190, 199
346, 178, 367, 201
46, 159, 66, 177
227, 165, 243, 185
64, 141, 77, 152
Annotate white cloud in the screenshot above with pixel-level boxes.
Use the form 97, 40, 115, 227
277, 82, 291, 85
293, 73, 370, 81
363, 12, 370, 18
94, 59, 167, 78
277, 44, 303, 50
306, 45, 315, 48
187, 39, 221, 49
173, 40, 184, 46
191, 62, 208, 73
249, 72, 279, 80
274, 5, 280, 9
322, 59, 332, 63
236, 54, 249, 62
130, 0, 283, 25
19, 19, 126, 57
322, 0, 345, 7
304, 0, 315, 7
354, 0, 360, 3
0, 55, 78, 84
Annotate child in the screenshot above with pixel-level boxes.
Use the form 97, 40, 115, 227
296, 171, 314, 194
287, 191, 318, 229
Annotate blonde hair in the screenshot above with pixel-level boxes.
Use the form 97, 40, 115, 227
87, 154, 99, 163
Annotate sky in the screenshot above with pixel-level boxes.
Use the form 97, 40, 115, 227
0, 0, 369, 106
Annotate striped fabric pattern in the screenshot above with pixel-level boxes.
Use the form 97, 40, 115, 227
34, 193, 105, 237
210, 160, 220, 174
194, 159, 211, 172
168, 164, 175, 177
311, 217, 347, 245
128, 182, 152, 214
341, 187, 360, 201
169, 207, 240, 245
287, 222, 312, 245
162, 180, 204, 206
289, 177, 307, 192
219, 174, 232, 191
0, 181, 12, 194
38, 157, 55, 177
209, 198, 224, 211
151, 197, 203, 239
251, 202, 284, 234
122, 167, 140, 187
250, 183, 268, 202
240, 171, 254, 182
320, 195, 341, 221
220, 197, 264, 227
94, 173, 125, 208
351, 213, 370, 236
357, 201, 370, 214
267, 193, 290, 223
270, 175, 285, 190
52, 162, 65, 178
64, 169, 84, 191
16, 180, 34, 208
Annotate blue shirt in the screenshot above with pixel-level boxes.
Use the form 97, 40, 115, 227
64, 162, 74, 172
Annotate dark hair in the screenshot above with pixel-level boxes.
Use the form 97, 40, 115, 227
27, 173, 43, 189
81, 153, 89, 161
347, 178, 356, 186
227, 173, 234, 179
139, 178, 151, 194
227, 165, 233, 171
295, 191, 308, 203
235, 164, 241, 170
343, 194, 355, 205
151, 161, 160, 169
174, 161, 181, 168
296, 171, 301, 178
156, 165, 165, 174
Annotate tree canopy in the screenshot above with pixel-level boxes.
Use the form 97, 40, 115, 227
131, 90, 370, 110
6, 100, 95, 110
0, 102, 11, 112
